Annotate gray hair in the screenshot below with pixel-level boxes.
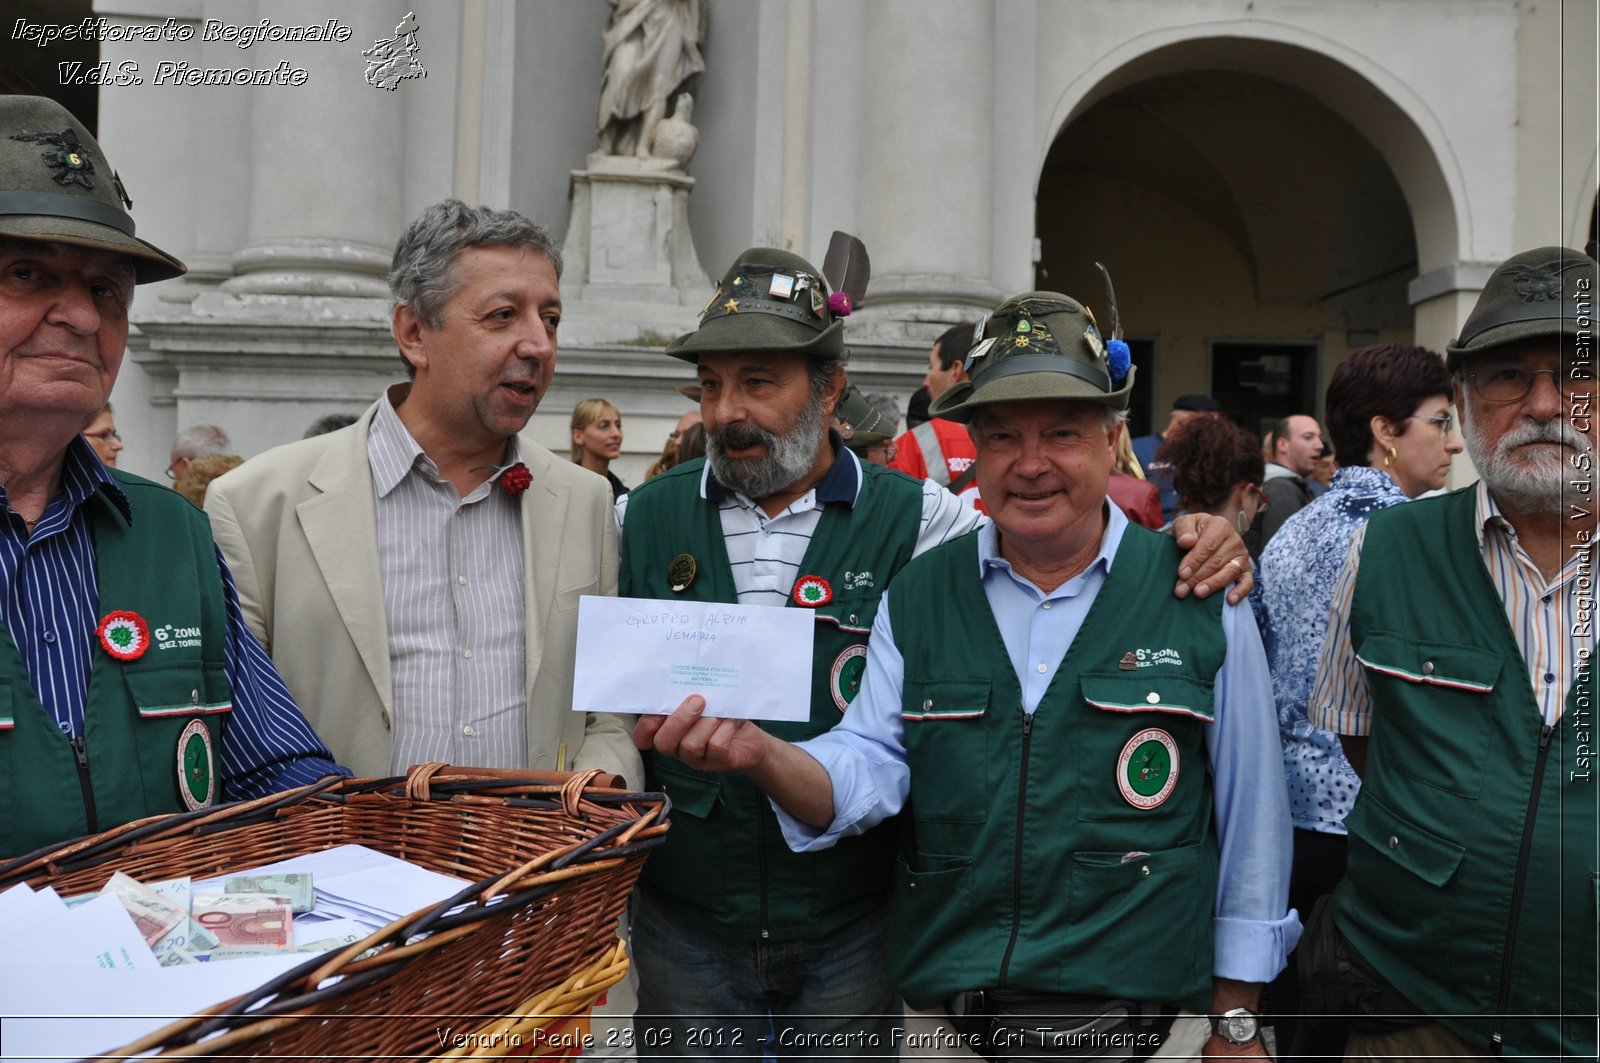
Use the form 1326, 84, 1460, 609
388, 199, 562, 331
808, 355, 847, 402
303, 413, 360, 438
171, 424, 231, 460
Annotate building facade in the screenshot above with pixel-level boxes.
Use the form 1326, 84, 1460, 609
5, 0, 1595, 479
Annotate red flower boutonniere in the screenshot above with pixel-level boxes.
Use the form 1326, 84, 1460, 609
499, 462, 533, 497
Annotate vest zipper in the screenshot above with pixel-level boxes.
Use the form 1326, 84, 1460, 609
71, 734, 99, 835
998, 710, 1035, 985
1489, 722, 1554, 1053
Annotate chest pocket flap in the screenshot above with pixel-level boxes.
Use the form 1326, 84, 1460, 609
124, 666, 232, 719
1357, 634, 1503, 693
902, 679, 989, 721
1081, 672, 1215, 723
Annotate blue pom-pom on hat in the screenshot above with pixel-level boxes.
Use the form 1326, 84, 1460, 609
1106, 338, 1131, 386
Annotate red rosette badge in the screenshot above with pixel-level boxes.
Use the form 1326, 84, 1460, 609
499, 462, 533, 497
96, 610, 151, 662
792, 575, 833, 607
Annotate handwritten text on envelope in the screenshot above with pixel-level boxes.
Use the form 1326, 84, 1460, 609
572, 596, 815, 722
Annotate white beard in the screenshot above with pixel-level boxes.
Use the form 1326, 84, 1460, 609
1462, 400, 1591, 515
705, 388, 827, 501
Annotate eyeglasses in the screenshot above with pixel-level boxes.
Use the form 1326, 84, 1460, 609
1406, 411, 1455, 435
84, 429, 121, 443
1466, 365, 1582, 404
1241, 482, 1270, 510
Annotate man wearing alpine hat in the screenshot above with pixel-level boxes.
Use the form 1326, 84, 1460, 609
629, 275, 1272, 1058
1308, 246, 1598, 1060
0, 95, 343, 859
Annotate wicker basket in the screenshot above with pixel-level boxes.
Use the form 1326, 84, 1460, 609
0, 763, 669, 1061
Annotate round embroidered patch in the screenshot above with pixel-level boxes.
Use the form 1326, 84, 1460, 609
96, 610, 150, 662
668, 553, 698, 593
1116, 728, 1179, 809
176, 718, 215, 811
830, 645, 869, 712
792, 575, 833, 607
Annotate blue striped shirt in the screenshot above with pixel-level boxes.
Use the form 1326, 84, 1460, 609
0, 438, 347, 801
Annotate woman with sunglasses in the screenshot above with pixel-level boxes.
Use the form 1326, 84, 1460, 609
1255, 344, 1463, 1062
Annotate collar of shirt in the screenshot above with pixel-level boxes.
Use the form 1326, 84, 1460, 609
1474, 478, 1591, 590
1328, 464, 1410, 506
0, 436, 131, 539
702, 429, 861, 508
368, 383, 522, 498
1263, 462, 1303, 483
975, 499, 1130, 600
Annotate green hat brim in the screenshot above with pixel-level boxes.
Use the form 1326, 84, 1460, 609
667, 312, 845, 363
0, 213, 185, 284
930, 362, 1136, 422
843, 428, 893, 447
1445, 314, 1583, 373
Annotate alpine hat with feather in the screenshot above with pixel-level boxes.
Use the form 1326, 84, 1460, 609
668, 233, 869, 362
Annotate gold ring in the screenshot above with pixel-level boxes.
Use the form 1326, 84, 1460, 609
1226, 558, 1244, 571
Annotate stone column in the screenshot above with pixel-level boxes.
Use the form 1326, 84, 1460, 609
857, 0, 1001, 317
219, 0, 406, 297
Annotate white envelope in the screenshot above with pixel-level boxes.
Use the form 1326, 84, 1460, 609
0, 893, 158, 971
572, 596, 815, 721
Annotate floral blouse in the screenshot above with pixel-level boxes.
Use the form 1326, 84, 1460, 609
1255, 465, 1411, 834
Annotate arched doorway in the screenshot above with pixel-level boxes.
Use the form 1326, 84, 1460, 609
1036, 38, 1457, 441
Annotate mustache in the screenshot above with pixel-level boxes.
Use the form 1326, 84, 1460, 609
709, 422, 776, 454
1498, 418, 1592, 455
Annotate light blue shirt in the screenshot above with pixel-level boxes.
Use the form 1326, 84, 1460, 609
775, 504, 1301, 985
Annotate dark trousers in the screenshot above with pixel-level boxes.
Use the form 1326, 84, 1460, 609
1271, 828, 1350, 1062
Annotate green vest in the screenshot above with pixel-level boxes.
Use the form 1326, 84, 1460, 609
1334, 487, 1597, 1059
886, 526, 1225, 1012
621, 457, 923, 940
0, 473, 233, 859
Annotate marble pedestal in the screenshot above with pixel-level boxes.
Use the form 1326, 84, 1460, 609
558, 153, 708, 350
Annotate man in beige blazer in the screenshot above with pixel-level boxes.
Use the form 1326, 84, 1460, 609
205, 200, 639, 788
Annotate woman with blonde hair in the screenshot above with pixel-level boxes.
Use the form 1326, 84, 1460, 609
570, 398, 627, 499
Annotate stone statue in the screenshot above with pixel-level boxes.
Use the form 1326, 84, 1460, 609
596, 0, 707, 159
651, 93, 699, 167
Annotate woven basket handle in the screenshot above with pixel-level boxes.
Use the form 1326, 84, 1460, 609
402, 763, 623, 804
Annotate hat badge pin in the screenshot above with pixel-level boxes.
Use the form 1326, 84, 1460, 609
668, 554, 698, 593
11, 128, 96, 188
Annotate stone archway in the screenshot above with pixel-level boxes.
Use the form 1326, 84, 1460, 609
1033, 33, 1462, 440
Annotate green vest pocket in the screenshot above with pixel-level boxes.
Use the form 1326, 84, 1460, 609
648, 753, 722, 819
1061, 842, 1211, 1008
123, 665, 232, 718
1356, 634, 1501, 798
902, 679, 989, 854
1080, 673, 1216, 722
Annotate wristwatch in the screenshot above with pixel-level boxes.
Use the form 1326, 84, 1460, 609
1209, 1007, 1261, 1045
